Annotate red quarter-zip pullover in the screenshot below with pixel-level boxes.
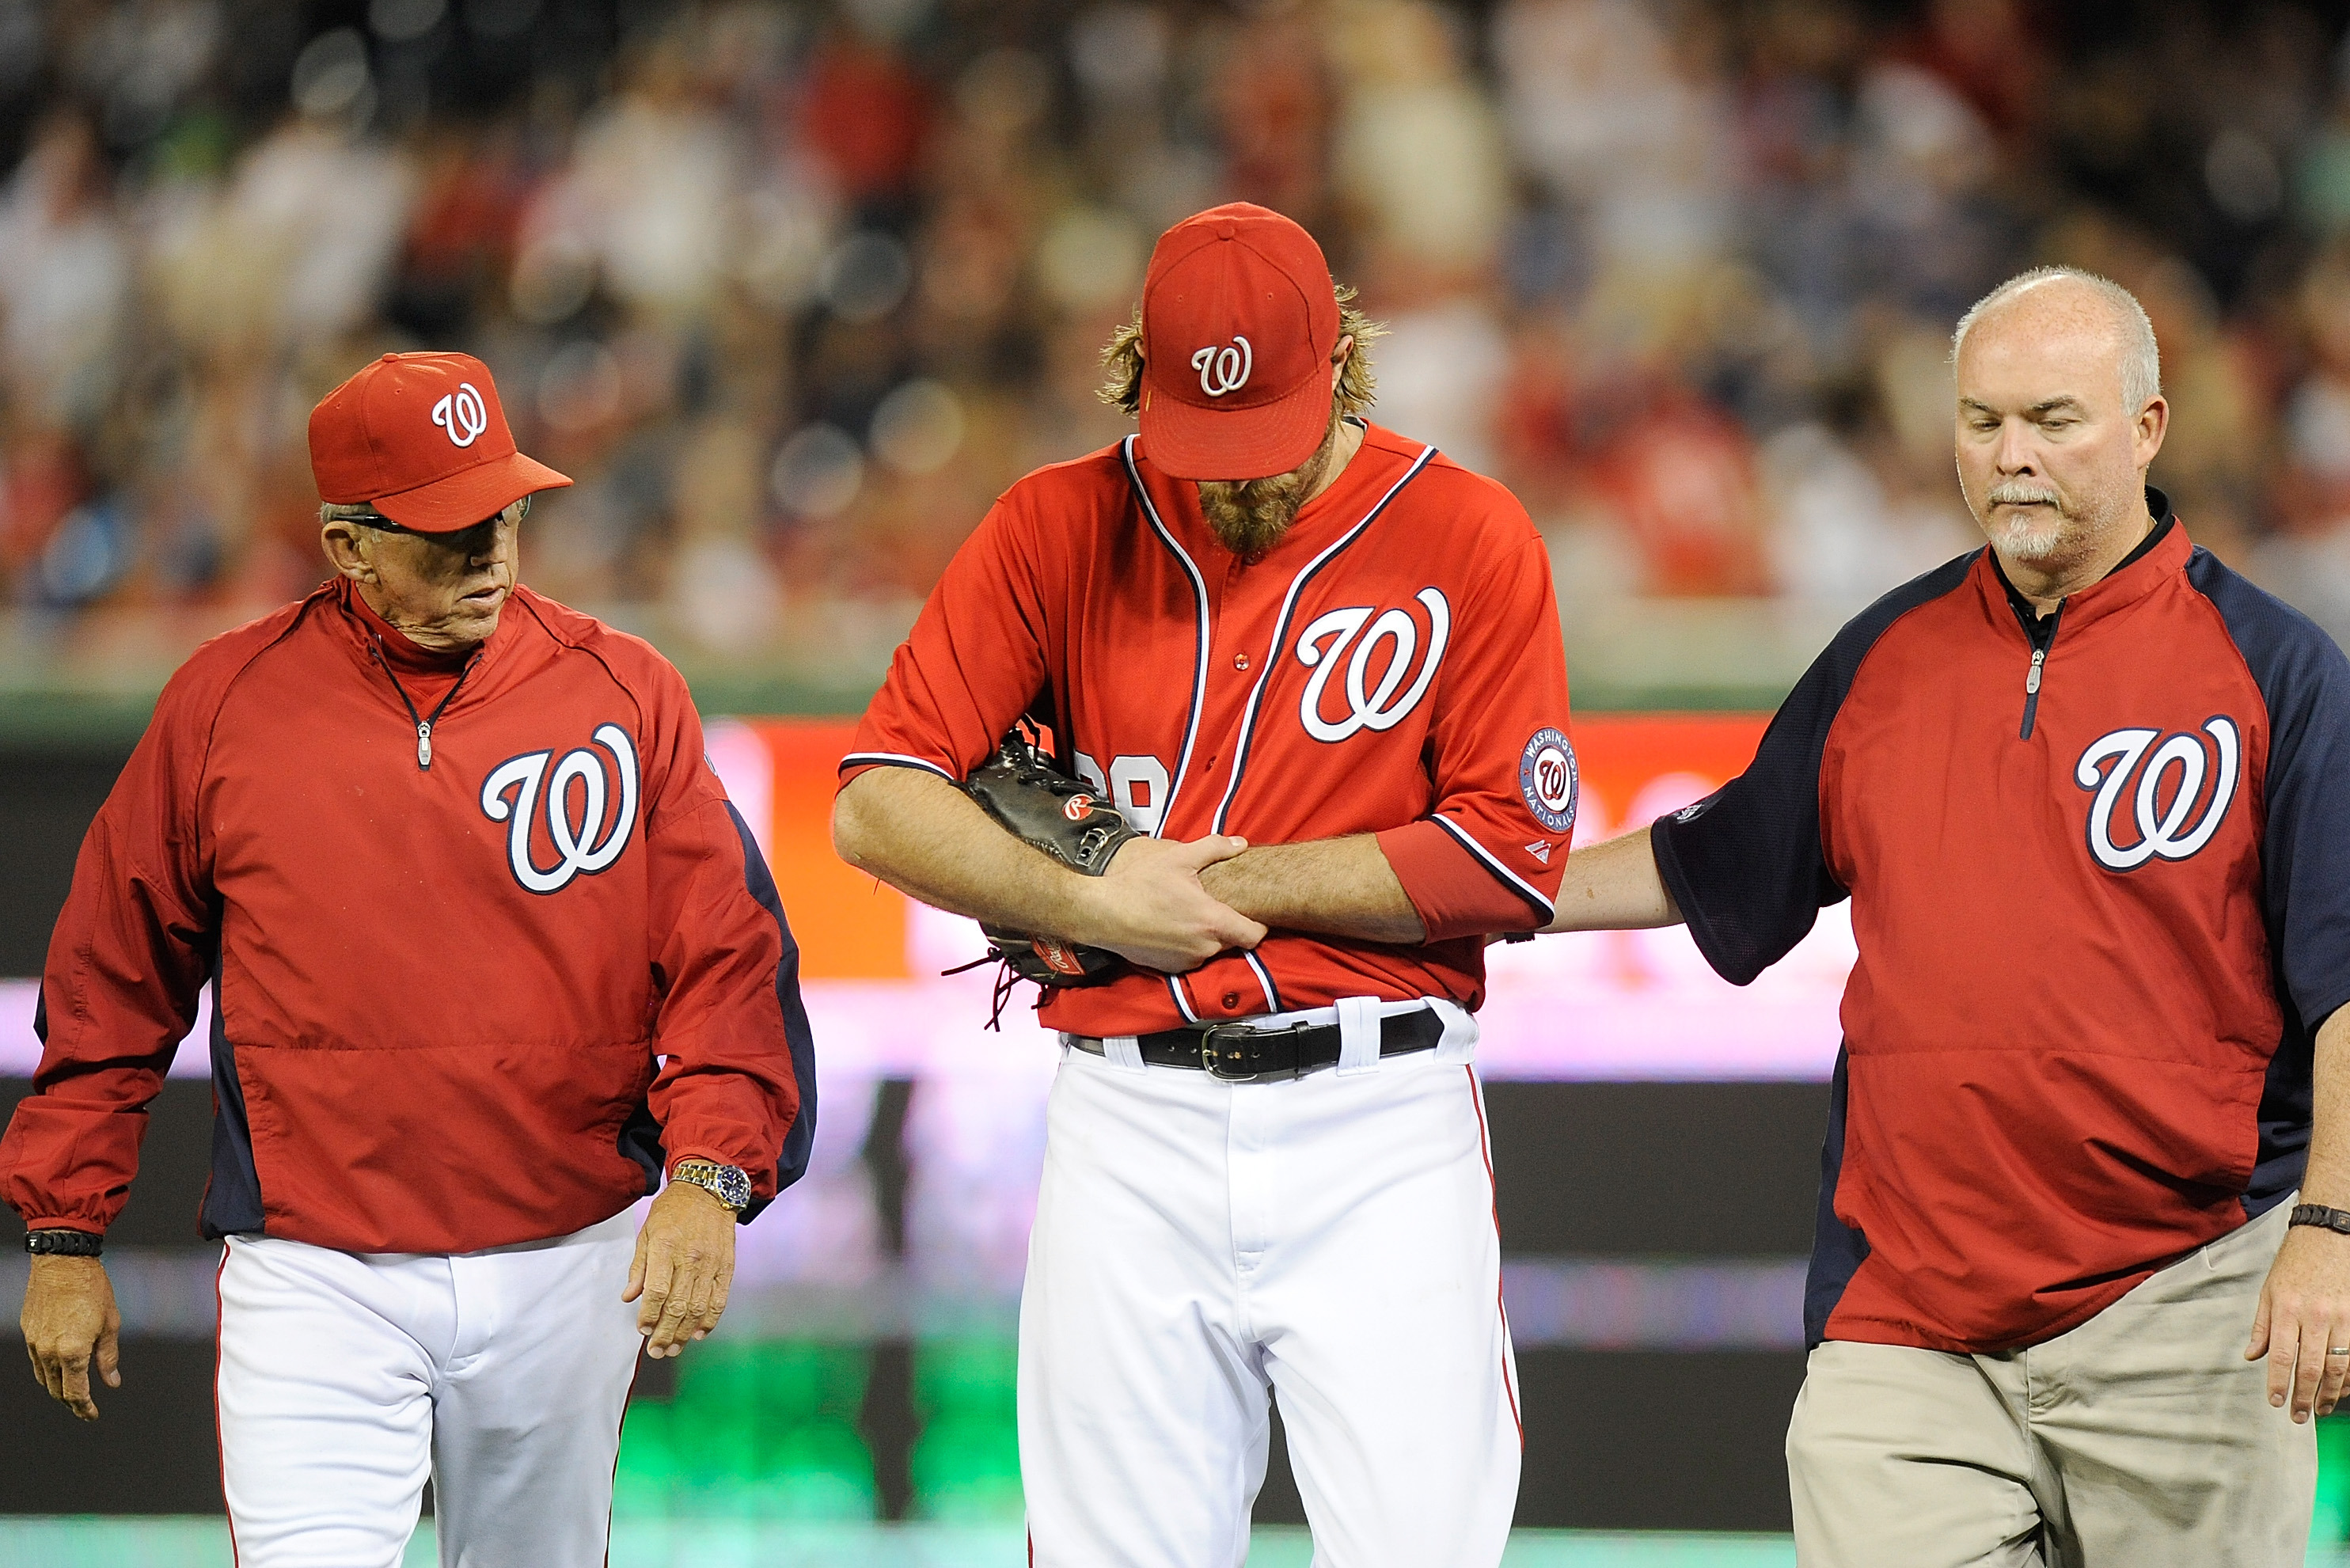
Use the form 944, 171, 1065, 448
1656, 495, 2350, 1353
1, 577, 815, 1254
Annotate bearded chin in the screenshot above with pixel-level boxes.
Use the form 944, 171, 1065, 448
1991, 512, 2069, 561
1196, 415, 1338, 555
1992, 514, 2067, 556
1198, 477, 1308, 554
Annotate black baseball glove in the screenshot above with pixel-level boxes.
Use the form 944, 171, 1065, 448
959, 727, 1141, 987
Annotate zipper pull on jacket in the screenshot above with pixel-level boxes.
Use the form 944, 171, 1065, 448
369, 636, 476, 773
2018, 602, 2063, 741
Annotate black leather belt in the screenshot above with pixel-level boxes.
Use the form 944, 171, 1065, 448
1065, 1006, 1445, 1082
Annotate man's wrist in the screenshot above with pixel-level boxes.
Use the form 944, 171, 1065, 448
665, 1181, 731, 1213
666, 1158, 750, 1213
24, 1228, 102, 1258
2288, 1202, 2350, 1236
1055, 870, 1113, 948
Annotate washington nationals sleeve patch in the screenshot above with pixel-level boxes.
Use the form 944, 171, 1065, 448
1519, 727, 1577, 835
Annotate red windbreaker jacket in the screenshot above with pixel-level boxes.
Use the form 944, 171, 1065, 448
0, 578, 815, 1254
1655, 499, 2350, 1352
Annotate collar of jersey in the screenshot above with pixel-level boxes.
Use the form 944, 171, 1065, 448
1973, 485, 2187, 643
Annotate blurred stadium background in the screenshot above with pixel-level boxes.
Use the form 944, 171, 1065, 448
9, 0, 2350, 1561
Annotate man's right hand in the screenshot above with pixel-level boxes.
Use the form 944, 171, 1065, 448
21, 1254, 122, 1421
1075, 833, 1266, 974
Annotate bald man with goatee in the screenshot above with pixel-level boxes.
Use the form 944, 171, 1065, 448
1539, 267, 2350, 1564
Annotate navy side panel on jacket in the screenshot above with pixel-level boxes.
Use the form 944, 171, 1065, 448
1805, 1047, 1868, 1346
615, 1100, 664, 1197
1650, 552, 1974, 1343
200, 955, 264, 1239
1650, 550, 1977, 985
2185, 549, 2350, 1213
728, 800, 817, 1219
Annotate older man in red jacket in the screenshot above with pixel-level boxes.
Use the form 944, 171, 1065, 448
2, 351, 814, 1566
1544, 269, 2341, 1563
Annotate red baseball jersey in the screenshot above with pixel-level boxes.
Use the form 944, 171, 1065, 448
1, 578, 815, 1254
844, 422, 1576, 1037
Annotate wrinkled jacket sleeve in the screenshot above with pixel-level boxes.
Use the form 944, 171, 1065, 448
0, 665, 220, 1233
636, 662, 814, 1218
1375, 526, 1575, 939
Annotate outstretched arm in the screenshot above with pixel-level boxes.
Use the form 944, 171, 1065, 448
834, 765, 1266, 974
1540, 829, 1684, 934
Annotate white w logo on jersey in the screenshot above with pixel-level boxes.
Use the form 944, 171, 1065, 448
480, 723, 640, 893
2074, 717, 2240, 872
1294, 587, 1451, 743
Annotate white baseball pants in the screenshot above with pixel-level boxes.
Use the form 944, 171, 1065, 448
215, 1208, 642, 1567
1019, 1013, 1521, 1567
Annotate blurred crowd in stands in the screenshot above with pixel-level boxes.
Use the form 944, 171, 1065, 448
7, 0, 2350, 663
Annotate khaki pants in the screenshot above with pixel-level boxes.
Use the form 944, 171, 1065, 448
1786, 1198, 2316, 1567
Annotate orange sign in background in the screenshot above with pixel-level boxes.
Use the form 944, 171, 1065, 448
754, 720, 912, 980
746, 716, 1771, 981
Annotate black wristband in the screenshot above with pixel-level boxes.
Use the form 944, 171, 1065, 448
2289, 1203, 2350, 1236
24, 1228, 102, 1258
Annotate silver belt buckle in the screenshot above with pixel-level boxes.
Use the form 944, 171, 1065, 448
1198, 1021, 1315, 1081
1198, 1022, 1266, 1081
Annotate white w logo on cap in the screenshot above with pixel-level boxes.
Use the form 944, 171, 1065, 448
1191, 336, 1252, 397
432, 382, 489, 448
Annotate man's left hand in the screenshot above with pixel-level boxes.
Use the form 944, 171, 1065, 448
2247, 1222, 2350, 1422
624, 1180, 737, 1358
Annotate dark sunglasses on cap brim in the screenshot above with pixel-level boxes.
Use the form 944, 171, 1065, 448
347, 493, 533, 536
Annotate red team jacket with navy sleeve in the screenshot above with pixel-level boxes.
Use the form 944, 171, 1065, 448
0, 577, 815, 1255
1653, 492, 2350, 1353
844, 423, 1576, 1036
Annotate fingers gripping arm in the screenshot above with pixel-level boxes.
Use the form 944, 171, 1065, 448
833, 766, 1264, 972
1539, 828, 1684, 934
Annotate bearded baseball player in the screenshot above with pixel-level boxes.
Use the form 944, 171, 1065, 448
833, 203, 1574, 1565
2, 351, 815, 1566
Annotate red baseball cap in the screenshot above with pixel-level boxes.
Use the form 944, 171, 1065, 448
309, 352, 571, 532
1138, 203, 1342, 481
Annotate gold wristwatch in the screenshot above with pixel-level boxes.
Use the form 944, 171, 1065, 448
668, 1158, 750, 1213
